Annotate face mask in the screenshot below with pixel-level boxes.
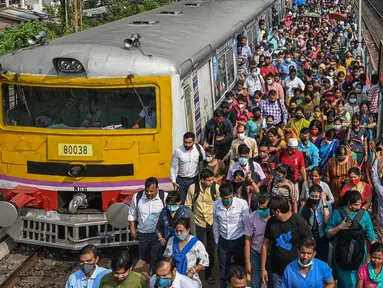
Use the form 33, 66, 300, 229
311, 129, 319, 136
300, 135, 308, 142
157, 278, 172, 288
355, 88, 361, 94
233, 181, 244, 189
286, 58, 291, 63
300, 58, 306, 63
167, 205, 180, 212
237, 132, 247, 141
350, 177, 360, 186
290, 75, 296, 80
266, 123, 273, 127
312, 69, 318, 75
305, 97, 312, 103
329, 71, 334, 76
226, 99, 233, 104
275, 175, 284, 182
338, 77, 345, 81
298, 258, 314, 268
258, 208, 270, 218
238, 157, 248, 166
238, 104, 245, 109
81, 263, 95, 275
349, 98, 357, 103
295, 114, 303, 120
176, 231, 189, 241
312, 177, 320, 184
334, 124, 342, 131
325, 139, 332, 145
253, 114, 261, 120
314, 112, 321, 118
267, 79, 273, 85
205, 156, 213, 163
252, 72, 258, 77
307, 197, 320, 206
222, 198, 233, 206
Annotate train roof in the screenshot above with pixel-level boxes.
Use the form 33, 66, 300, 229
0, 0, 276, 78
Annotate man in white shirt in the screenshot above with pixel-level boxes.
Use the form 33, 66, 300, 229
213, 183, 250, 288
244, 67, 265, 97
240, 36, 252, 58
283, 69, 305, 99
150, 256, 199, 288
128, 177, 167, 274
170, 132, 205, 203
66, 245, 111, 288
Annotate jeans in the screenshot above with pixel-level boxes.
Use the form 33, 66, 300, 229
196, 224, 215, 279
314, 234, 329, 263
176, 176, 196, 203
138, 232, 164, 275
250, 249, 271, 288
269, 272, 283, 288
218, 236, 245, 288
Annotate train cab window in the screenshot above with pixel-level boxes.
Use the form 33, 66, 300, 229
1, 84, 157, 130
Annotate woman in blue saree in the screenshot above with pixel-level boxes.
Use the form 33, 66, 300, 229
319, 128, 339, 169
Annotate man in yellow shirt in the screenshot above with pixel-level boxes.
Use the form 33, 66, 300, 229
185, 168, 220, 285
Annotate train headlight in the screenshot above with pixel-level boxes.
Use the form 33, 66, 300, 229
55, 58, 84, 73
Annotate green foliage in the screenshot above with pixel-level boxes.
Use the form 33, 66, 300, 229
0, 21, 58, 55
0, 0, 172, 55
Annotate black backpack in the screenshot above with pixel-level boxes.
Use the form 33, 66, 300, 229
192, 183, 217, 212
335, 208, 366, 271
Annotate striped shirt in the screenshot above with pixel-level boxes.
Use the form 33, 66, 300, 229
367, 84, 380, 113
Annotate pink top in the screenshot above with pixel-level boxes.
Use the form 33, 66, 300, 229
358, 264, 378, 288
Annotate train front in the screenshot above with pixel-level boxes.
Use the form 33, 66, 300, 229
0, 34, 175, 249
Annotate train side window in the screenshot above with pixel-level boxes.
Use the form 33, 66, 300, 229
226, 48, 235, 87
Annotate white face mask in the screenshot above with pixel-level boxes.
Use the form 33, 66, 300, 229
298, 258, 314, 268
267, 79, 273, 85
238, 133, 246, 140
238, 104, 245, 109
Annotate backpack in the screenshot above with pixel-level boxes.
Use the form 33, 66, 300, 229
335, 208, 366, 271
192, 183, 217, 212
162, 206, 188, 240
350, 128, 366, 153
267, 178, 293, 201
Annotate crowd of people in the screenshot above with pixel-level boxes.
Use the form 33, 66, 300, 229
65, 0, 383, 287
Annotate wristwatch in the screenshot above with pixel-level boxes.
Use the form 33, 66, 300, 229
323, 205, 329, 208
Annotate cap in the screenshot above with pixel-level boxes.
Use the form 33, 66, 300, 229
288, 138, 298, 147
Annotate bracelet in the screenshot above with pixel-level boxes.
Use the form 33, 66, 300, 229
260, 268, 266, 271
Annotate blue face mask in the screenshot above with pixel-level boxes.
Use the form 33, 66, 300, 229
156, 278, 172, 288
222, 198, 233, 206
205, 156, 213, 163
252, 72, 258, 77
176, 231, 189, 241
355, 88, 361, 94
226, 99, 233, 104
258, 208, 270, 218
238, 157, 248, 166
167, 205, 179, 212
274, 175, 284, 182
349, 98, 357, 103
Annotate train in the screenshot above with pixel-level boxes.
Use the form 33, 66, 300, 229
0, 0, 284, 249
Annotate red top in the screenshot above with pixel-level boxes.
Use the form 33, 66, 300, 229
278, 148, 305, 181
340, 181, 372, 206
260, 64, 278, 77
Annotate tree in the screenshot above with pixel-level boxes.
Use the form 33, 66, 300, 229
43, 4, 59, 19
0, 21, 58, 55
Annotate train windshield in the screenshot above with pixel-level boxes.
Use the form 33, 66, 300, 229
1, 84, 157, 130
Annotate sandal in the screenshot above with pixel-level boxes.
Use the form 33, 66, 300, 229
207, 276, 216, 285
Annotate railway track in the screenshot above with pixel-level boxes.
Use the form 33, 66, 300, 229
362, 0, 383, 49
1, 247, 41, 288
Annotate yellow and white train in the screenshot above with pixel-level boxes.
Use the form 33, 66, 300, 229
0, 0, 283, 249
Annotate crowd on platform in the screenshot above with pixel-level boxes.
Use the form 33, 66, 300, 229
65, 0, 383, 287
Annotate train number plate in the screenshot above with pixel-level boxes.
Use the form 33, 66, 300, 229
58, 144, 93, 156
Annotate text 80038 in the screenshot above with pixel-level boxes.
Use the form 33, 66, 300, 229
58, 144, 93, 157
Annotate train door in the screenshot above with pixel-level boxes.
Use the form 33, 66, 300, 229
197, 61, 214, 132
182, 76, 196, 134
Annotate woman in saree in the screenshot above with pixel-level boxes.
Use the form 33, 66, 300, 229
319, 128, 339, 169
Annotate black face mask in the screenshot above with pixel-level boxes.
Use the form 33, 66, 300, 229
295, 114, 304, 120
233, 181, 244, 189
253, 114, 261, 120
307, 197, 320, 206
269, 99, 277, 103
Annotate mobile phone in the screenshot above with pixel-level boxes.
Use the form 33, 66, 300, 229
377, 147, 383, 152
